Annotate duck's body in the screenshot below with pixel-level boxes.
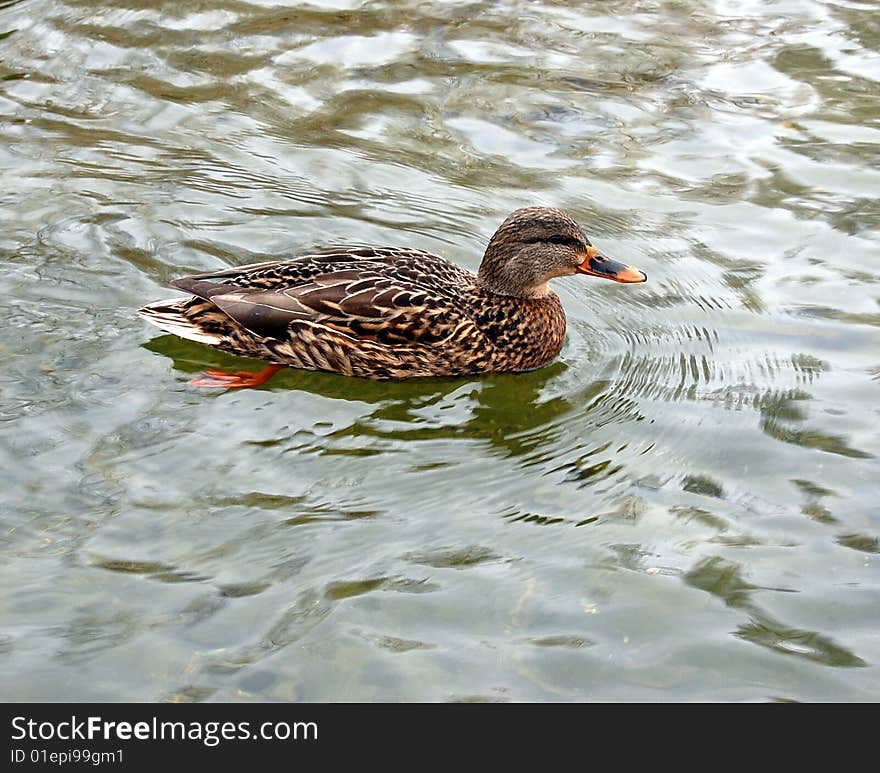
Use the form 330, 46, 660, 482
139, 208, 646, 386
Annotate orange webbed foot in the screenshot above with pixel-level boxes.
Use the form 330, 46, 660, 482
188, 364, 285, 389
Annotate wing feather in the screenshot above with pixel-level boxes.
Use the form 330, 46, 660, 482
169, 247, 477, 349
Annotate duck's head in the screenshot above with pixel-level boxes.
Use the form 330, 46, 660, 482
477, 207, 647, 298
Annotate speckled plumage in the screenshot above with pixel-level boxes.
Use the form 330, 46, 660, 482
138, 208, 645, 382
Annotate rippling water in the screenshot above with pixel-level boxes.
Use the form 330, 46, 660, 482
1, 0, 878, 701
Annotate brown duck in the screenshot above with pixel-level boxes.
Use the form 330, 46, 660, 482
138, 207, 646, 387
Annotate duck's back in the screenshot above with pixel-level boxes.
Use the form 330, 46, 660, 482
194, 247, 472, 297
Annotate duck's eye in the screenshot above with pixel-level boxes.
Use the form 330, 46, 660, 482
523, 235, 584, 249
547, 235, 580, 247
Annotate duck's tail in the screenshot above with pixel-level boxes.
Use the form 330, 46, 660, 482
137, 298, 223, 345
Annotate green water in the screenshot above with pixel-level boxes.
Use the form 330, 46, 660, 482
1, 0, 878, 701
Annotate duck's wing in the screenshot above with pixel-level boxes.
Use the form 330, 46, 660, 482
173, 247, 470, 292
170, 247, 477, 348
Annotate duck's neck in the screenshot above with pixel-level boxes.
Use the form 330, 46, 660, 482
476, 241, 556, 299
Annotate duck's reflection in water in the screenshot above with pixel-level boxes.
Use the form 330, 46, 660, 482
144, 333, 646, 463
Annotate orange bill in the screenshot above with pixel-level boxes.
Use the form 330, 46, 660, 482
576, 247, 647, 283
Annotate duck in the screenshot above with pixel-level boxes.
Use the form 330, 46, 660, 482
138, 207, 647, 387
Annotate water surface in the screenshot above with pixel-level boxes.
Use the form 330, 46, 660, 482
1, 0, 878, 701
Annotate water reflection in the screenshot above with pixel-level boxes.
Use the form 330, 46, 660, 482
685, 557, 867, 669
143, 330, 655, 508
